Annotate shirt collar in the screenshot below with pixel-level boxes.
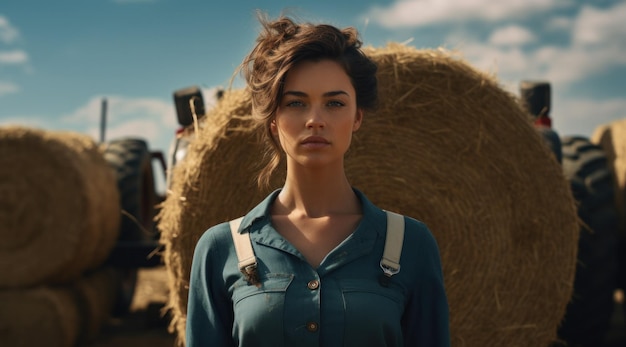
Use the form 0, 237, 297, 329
236, 188, 386, 238
237, 189, 281, 233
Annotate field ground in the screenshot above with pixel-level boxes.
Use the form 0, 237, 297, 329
80, 266, 626, 347
81, 266, 175, 347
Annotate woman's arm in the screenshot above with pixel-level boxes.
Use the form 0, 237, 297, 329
186, 228, 235, 347
401, 222, 451, 347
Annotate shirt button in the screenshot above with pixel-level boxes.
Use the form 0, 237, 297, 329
307, 280, 319, 290
306, 321, 319, 332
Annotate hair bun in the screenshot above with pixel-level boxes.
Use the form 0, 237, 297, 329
341, 27, 362, 49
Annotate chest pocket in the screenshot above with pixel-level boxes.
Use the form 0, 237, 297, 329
231, 273, 294, 342
339, 278, 405, 346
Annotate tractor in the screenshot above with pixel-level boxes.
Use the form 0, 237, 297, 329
98, 98, 168, 316
167, 86, 224, 188
520, 81, 621, 347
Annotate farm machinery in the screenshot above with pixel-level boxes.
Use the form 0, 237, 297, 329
102, 86, 223, 316
94, 98, 168, 316
520, 81, 622, 347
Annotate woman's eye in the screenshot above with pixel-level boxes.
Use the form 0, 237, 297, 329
286, 100, 305, 107
328, 100, 345, 107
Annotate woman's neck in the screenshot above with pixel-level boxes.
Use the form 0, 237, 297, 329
275, 165, 360, 218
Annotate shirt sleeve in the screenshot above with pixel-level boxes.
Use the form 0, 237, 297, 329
401, 221, 451, 347
186, 226, 235, 347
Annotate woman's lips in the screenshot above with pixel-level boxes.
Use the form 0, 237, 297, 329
301, 136, 330, 148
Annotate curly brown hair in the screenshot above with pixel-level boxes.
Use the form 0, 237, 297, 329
240, 14, 378, 187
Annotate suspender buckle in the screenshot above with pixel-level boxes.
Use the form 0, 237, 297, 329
241, 263, 258, 276
380, 261, 400, 277
240, 262, 260, 285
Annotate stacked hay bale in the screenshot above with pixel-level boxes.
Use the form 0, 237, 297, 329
0, 285, 81, 347
158, 44, 580, 346
0, 126, 121, 346
592, 120, 626, 300
0, 268, 119, 347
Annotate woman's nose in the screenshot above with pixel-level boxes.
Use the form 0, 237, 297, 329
306, 107, 326, 129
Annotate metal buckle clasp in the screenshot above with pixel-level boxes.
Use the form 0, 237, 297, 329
380, 261, 400, 277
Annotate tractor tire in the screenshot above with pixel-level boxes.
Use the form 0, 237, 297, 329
103, 138, 157, 317
557, 136, 619, 347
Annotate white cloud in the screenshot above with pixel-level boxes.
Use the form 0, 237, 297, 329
366, 1, 626, 86
444, 39, 533, 87
534, 2, 626, 83
0, 50, 28, 65
366, 0, 570, 28
443, 1, 626, 86
61, 95, 177, 151
488, 25, 536, 46
450, 40, 626, 88
0, 15, 19, 44
0, 95, 177, 152
0, 81, 19, 96
553, 97, 626, 137
63, 95, 176, 126
536, 45, 626, 84
85, 118, 162, 144
546, 16, 572, 32
572, 2, 626, 46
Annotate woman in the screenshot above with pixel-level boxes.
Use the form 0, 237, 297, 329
186, 15, 450, 347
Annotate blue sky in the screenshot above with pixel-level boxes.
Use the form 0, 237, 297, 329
2, 0, 625, 159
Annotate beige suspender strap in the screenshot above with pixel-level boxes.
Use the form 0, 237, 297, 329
230, 212, 404, 279
229, 217, 257, 275
380, 211, 405, 277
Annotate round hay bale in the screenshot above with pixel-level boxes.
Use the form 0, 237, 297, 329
0, 126, 120, 288
72, 267, 118, 343
592, 119, 626, 237
158, 44, 579, 346
591, 120, 626, 295
158, 89, 261, 344
0, 286, 81, 347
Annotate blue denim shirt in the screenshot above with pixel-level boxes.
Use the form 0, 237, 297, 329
186, 189, 450, 346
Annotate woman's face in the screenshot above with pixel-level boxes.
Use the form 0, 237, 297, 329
272, 59, 362, 170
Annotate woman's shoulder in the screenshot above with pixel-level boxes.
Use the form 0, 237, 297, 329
194, 221, 235, 252
402, 215, 430, 233
400, 215, 441, 254
395, 215, 445, 282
